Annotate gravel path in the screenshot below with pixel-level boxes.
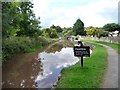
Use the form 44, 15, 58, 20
99, 44, 118, 88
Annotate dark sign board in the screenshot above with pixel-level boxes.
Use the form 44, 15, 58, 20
74, 46, 90, 57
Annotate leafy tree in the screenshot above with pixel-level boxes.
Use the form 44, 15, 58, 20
41, 28, 50, 37
86, 26, 99, 37
17, 2, 41, 37
50, 25, 56, 29
86, 26, 109, 38
2, 2, 21, 38
56, 26, 63, 32
49, 29, 58, 38
73, 19, 85, 36
103, 23, 120, 32
97, 29, 109, 38
2, 2, 41, 38
41, 28, 58, 38
50, 25, 63, 33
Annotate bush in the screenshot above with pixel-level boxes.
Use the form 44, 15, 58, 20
2, 36, 49, 62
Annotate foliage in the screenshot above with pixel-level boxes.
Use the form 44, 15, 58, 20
2, 2, 21, 37
103, 23, 120, 32
56, 44, 107, 88
2, 2, 44, 62
42, 28, 58, 38
50, 25, 56, 29
2, 37, 49, 62
96, 29, 109, 38
50, 25, 63, 33
62, 27, 73, 37
2, 2, 41, 38
86, 26, 109, 38
73, 19, 85, 36
49, 29, 58, 38
56, 26, 63, 32
85, 26, 99, 37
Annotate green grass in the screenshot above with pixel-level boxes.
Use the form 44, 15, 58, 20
56, 43, 107, 88
82, 40, 120, 54
25, 44, 42, 53
94, 41, 120, 54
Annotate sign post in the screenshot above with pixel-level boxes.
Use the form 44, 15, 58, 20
74, 41, 90, 68
81, 56, 83, 68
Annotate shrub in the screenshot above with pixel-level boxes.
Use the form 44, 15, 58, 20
2, 36, 49, 62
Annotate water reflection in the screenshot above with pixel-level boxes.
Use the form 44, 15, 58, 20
45, 43, 63, 53
35, 47, 78, 88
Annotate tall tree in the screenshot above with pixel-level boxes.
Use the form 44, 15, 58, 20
2, 2, 21, 37
2, 2, 41, 38
73, 19, 85, 36
17, 2, 41, 37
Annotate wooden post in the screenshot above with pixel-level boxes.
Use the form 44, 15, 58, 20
81, 56, 83, 68
77, 41, 83, 68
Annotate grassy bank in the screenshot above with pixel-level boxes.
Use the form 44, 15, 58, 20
56, 43, 107, 88
2, 36, 49, 62
94, 41, 120, 54
82, 40, 120, 54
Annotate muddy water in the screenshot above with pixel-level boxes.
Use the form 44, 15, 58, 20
2, 46, 47, 88
2, 40, 76, 88
35, 44, 78, 88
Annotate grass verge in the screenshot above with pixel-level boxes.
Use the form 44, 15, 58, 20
82, 40, 120, 54
94, 41, 120, 54
56, 43, 107, 88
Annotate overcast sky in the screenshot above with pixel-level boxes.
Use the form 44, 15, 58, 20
32, 0, 119, 28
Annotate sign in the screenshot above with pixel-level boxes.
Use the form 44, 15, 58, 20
74, 46, 90, 57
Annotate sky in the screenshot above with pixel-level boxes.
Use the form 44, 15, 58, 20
32, 0, 119, 28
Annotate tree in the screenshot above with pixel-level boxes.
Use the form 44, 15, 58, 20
56, 26, 63, 32
41, 28, 58, 38
50, 25, 56, 29
73, 19, 85, 36
50, 25, 63, 33
2, 2, 21, 38
41, 28, 50, 37
86, 26, 99, 37
96, 29, 109, 38
17, 2, 41, 37
49, 29, 58, 38
103, 23, 120, 32
2, 2, 41, 38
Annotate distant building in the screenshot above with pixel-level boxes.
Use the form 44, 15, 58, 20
109, 30, 119, 37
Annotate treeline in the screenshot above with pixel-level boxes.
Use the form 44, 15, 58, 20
64, 18, 120, 38
2, 2, 46, 62
41, 25, 63, 38
85, 23, 120, 38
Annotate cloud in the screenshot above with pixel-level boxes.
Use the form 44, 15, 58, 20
32, 0, 119, 28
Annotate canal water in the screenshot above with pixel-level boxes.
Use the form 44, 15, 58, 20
35, 47, 78, 88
